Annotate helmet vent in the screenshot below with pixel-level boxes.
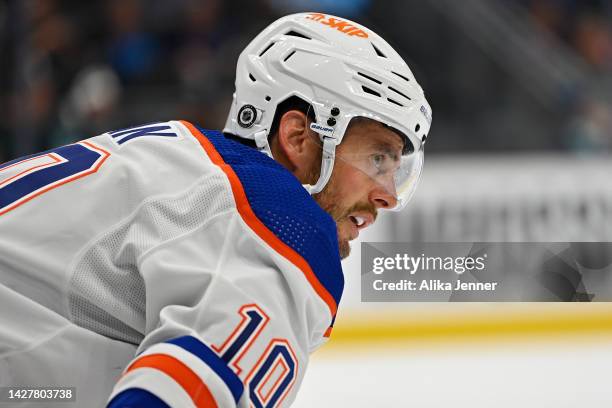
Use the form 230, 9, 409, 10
392, 71, 410, 82
387, 98, 404, 107
361, 86, 381, 97
259, 42, 275, 57
285, 30, 311, 40
388, 86, 411, 100
357, 72, 382, 84
371, 43, 387, 58
249, 73, 256, 82
283, 51, 296, 62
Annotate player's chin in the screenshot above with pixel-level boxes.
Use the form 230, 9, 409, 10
336, 220, 354, 259
338, 239, 351, 259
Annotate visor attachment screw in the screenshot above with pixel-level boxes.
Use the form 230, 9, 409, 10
331, 107, 340, 116
327, 117, 336, 126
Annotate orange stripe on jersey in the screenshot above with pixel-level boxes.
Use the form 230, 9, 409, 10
126, 353, 218, 408
181, 120, 338, 318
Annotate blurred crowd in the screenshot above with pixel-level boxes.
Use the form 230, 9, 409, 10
0, 0, 283, 161
0, 0, 610, 163
523, 0, 612, 153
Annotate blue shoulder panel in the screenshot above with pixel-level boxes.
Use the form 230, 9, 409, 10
198, 127, 344, 310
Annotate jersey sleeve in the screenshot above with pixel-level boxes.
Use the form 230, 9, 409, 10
106, 208, 334, 408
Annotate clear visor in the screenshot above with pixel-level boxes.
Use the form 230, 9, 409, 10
335, 145, 424, 211
306, 109, 424, 211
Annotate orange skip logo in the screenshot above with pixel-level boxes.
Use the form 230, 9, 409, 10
306, 13, 368, 38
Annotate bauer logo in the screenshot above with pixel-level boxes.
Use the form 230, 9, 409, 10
305, 13, 368, 38
309, 122, 335, 137
420, 105, 432, 125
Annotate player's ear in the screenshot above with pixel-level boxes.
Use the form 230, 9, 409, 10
276, 110, 319, 173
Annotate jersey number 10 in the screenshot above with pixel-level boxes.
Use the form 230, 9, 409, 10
213, 304, 298, 408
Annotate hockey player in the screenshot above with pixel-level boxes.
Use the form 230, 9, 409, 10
0, 12, 431, 408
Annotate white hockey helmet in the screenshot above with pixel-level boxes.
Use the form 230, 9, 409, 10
224, 12, 432, 210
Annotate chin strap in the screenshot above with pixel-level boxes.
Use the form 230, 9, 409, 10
303, 137, 336, 195
253, 129, 273, 158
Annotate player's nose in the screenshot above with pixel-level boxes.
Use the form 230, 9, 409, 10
369, 183, 398, 210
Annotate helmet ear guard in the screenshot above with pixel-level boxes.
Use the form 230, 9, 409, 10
253, 129, 273, 158
303, 136, 336, 195
224, 12, 432, 208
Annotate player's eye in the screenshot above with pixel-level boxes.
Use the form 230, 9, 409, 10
370, 153, 389, 174
372, 154, 384, 167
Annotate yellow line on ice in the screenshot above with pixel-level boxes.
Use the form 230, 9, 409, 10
326, 306, 612, 346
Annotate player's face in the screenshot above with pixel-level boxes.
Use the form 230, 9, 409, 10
313, 121, 403, 259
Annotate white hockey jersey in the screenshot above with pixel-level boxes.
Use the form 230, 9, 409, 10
0, 120, 344, 407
